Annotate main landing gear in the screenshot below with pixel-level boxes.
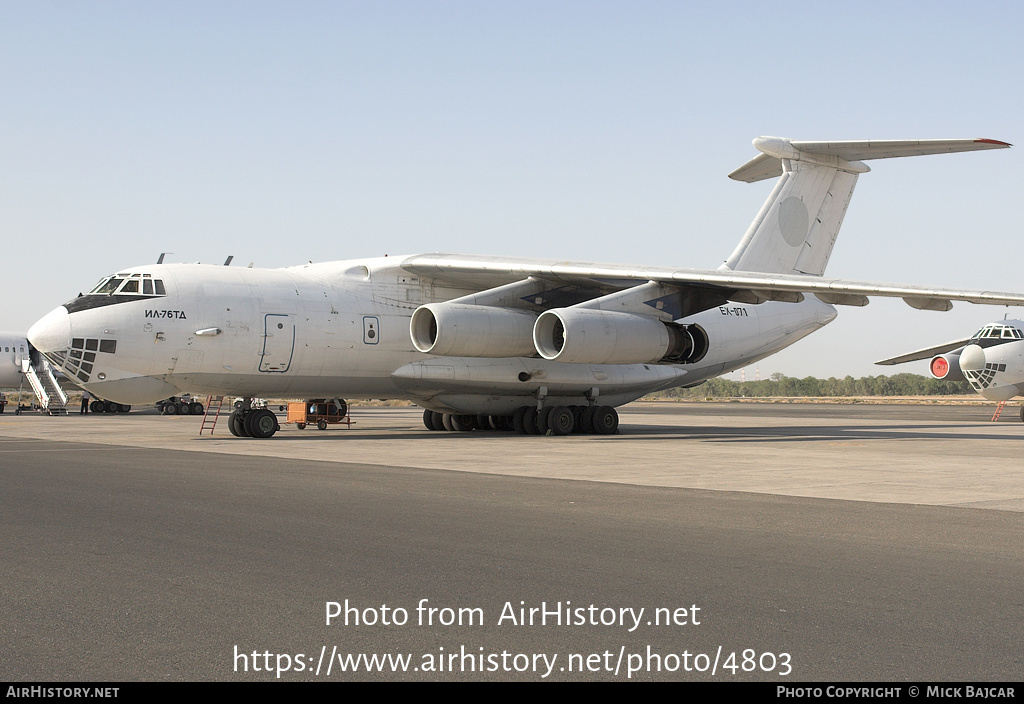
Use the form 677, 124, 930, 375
422, 405, 619, 436
227, 403, 280, 439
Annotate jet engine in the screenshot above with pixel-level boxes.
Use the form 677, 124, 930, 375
928, 350, 965, 383
533, 308, 708, 365
410, 303, 538, 357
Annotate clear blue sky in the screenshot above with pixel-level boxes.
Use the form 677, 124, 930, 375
3, 1, 1021, 378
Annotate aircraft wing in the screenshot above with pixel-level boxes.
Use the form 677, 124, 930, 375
400, 254, 1024, 316
875, 339, 973, 366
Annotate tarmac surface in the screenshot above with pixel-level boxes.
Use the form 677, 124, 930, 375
2, 401, 1023, 681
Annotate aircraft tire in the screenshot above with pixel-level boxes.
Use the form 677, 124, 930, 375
582, 406, 597, 433
537, 406, 554, 435
429, 411, 447, 431
451, 414, 475, 431
591, 406, 619, 435
118, 404, 131, 413
247, 408, 279, 438
570, 406, 585, 432
441, 413, 455, 431
548, 406, 575, 436
423, 409, 439, 430
163, 403, 176, 415
91, 401, 105, 413
522, 407, 540, 435
190, 402, 204, 415
512, 407, 528, 434
228, 411, 246, 437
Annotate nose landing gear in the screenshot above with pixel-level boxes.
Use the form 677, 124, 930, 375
227, 400, 281, 438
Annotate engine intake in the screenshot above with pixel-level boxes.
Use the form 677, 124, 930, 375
533, 308, 707, 365
410, 303, 537, 357
929, 351, 965, 383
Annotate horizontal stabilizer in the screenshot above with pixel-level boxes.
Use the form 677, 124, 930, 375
729, 137, 1010, 183
875, 338, 972, 366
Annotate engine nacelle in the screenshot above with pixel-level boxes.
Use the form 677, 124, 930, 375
533, 308, 708, 365
929, 351, 965, 383
410, 303, 538, 357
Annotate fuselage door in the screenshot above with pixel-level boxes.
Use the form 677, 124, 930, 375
260, 314, 296, 373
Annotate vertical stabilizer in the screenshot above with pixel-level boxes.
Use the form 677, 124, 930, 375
721, 137, 1010, 276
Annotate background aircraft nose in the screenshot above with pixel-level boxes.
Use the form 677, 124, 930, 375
958, 344, 986, 372
28, 307, 71, 352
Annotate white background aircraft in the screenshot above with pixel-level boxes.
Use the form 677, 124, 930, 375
877, 319, 1024, 420
0, 332, 30, 390
28, 137, 1024, 438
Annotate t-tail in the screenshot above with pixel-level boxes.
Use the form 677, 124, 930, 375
722, 137, 1010, 277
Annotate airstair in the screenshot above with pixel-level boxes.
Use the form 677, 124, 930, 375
23, 358, 69, 415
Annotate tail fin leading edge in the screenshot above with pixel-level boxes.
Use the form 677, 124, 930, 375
721, 137, 1010, 277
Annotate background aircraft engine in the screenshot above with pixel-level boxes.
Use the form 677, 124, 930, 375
929, 351, 965, 382
533, 308, 707, 365
410, 303, 538, 357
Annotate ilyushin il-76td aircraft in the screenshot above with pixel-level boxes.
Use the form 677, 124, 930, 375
28, 136, 1024, 438
877, 319, 1024, 420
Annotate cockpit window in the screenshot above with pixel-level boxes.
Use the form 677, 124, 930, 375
86, 273, 165, 297
970, 324, 1023, 341
92, 277, 123, 294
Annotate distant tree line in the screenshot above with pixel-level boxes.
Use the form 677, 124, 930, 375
647, 373, 973, 399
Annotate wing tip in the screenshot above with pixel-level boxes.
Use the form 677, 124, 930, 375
976, 138, 1012, 148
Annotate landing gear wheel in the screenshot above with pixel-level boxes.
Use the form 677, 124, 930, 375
582, 406, 597, 434
163, 403, 177, 415
118, 404, 131, 413
441, 413, 456, 431
429, 411, 447, 431
522, 407, 540, 435
228, 411, 248, 437
317, 419, 328, 431
537, 406, 554, 434
1020, 406, 1024, 423
547, 406, 575, 436
451, 414, 475, 431
512, 407, 528, 434
591, 406, 619, 435
190, 402, 204, 415
91, 400, 104, 413
423, 409, 440, 430
246, 408, 279, 438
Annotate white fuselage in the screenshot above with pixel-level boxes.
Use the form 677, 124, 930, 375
0, 332, 29, 388
28, 258, 837, 413
954, 321, 1024, 402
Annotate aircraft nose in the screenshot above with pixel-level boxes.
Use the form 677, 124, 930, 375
959, 344, 986, 372
28, 306, 71, 353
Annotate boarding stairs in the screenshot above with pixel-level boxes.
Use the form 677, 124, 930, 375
23, 359, 69, 415
199, 396, 225, 435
